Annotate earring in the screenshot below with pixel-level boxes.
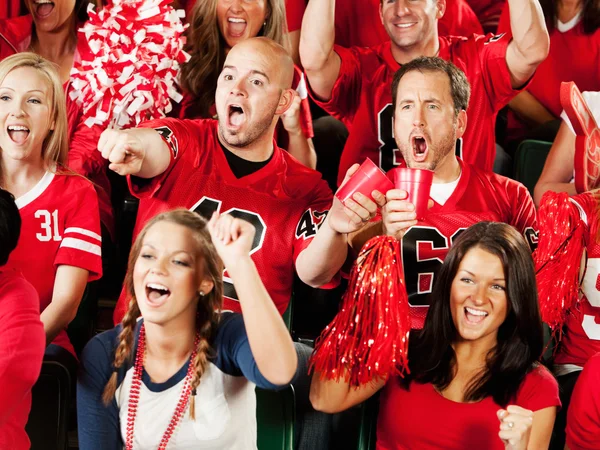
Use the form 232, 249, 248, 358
199, 291, 205, 297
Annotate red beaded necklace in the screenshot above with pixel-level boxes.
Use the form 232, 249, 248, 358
125, 324, 200, 450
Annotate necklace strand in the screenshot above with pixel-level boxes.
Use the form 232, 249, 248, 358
125, 324, 199, 450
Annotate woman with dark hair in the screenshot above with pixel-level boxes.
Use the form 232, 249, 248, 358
0, 0, 114, 239
496, 0, 600, 148
310, 222, 560, 449
77, 209, 298, 448
0, 188, 45, 450
178, 0, 316, 169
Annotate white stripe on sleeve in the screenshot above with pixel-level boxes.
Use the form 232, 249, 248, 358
60, 237, 102, 256
64, 227, 102, 242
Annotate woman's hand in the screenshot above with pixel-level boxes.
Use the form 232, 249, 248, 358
207, 212, 256, 270
498, 405, 534, 450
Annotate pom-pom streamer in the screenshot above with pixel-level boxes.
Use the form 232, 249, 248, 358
310, 236, 411, 386
534, 191, 588, 340
70, 0, 189, 129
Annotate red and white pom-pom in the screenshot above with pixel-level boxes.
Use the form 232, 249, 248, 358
69, 0, 189, 129
534, 191, 588, 340
310, 236, 411, 386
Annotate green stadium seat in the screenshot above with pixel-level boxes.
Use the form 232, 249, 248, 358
513, 140, 553, 196
256, 385, 295, 450
357, 393, 380, 450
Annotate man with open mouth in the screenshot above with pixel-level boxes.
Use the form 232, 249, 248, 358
350, 57, 539, 330
300, 0, 550, 185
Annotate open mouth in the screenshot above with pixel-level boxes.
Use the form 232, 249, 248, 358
145, 282, 171, 307
227, 104, 246, 129
33, 0, 55, 18
411, 135, 428, 162
7, 125, 30, 145
464, 306, 489, 324
227, 17, 247, 37
394, 22, 417, 29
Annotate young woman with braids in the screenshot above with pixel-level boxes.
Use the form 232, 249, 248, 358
177, 0, 317, 169
77, 209, 298, 449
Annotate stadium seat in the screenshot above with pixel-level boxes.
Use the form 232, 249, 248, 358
356, 392, 380, 450
256, 385, 296, 450
26, 361, 72, 450
513, 140, 553, 196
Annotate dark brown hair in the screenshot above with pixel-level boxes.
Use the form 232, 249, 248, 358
539, 0, 600, 34
391, 56, 471, 116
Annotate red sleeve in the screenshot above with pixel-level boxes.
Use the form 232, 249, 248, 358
515, 365, 561, 412
294, 67, 313, 139
54, 178, 103, 281
566, 354, 600, 450
509, 181, 538, 250
307, 45, 364, 126
496, 1, 511, 36
65, 96, 106, 181
285, 0, 306, 32
0, 274, 45, 426
476, 33, 524, 111
439, 0, 483, 37
127, 118, 199, 199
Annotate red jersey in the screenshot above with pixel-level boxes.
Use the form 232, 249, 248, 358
467, 0, 505, 33
334, 0, 482, 48
286, 0, 306, 33
498, 7, 600, 140
5, 172, 103, 356
112, 118, 333, 324
0, 14, 114, 238
566, 352, 600, 450
554, 192, 600, 367
377, 365, 560, 450
311, 34, 519, 185
400, 161, 537, 328
0, 269, 45, 450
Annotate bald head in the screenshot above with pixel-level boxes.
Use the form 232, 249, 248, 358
226, 37, 294, 90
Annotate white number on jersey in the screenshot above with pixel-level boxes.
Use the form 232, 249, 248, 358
35, 210, 61, 242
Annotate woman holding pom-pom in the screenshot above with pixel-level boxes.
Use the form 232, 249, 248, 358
77, 209, 298, 449
310, 222, 560, 449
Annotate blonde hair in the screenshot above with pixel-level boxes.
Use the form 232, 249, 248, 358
102, 210, 224, 420
180, 0, 290, 118
0, 53, 68, 181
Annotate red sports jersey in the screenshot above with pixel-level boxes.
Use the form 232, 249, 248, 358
334, 0, 482, 48
377, 365, 560, 450
566, 352, 600, 450
498, 6, 600, 140
399, 161, 537, 328
5, 172, 103, 356
310, 34, 519, 186
467, 0, 505, 33
112, 118, 333, 324
286, 0, 306, 33
554, 192, 600, 367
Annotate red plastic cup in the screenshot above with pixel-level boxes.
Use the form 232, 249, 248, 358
387, 167, 434, 220
335, 158, 394, 204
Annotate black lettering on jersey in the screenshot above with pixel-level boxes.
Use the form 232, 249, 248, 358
524, 227, 539, 252
486, 33, 505, 44
402, 226, 465, 307
379, 104, 464, 172
154, 126, 179, 159
295, 209, 329, 240
190, 197, 266, 301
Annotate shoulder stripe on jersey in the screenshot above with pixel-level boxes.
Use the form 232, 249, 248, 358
15, 172, 55, 209
60, 237, 102, 256
64, 227, 102, 242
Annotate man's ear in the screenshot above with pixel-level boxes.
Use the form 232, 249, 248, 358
456, 109, 467, 139
436, 0, 447, 19
276, 89, 296, 116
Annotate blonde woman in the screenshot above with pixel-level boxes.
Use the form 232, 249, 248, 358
0, 52, 102, 369
77, 210, 297, 448
178, 0, 316, 168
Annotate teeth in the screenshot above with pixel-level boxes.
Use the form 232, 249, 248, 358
466, 307, 488, 317
147, 283, 168, 292
8, 125, 29, 131
228, 18, 246, 23
34, 0, 53, 4
396, 23, 415, 28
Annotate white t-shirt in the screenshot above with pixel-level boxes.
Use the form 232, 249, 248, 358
430, 172, 461, 206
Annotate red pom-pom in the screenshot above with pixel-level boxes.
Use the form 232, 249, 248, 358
70, 0, 189, 129
310, 236, 411, 386
534, 191, 588, 339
